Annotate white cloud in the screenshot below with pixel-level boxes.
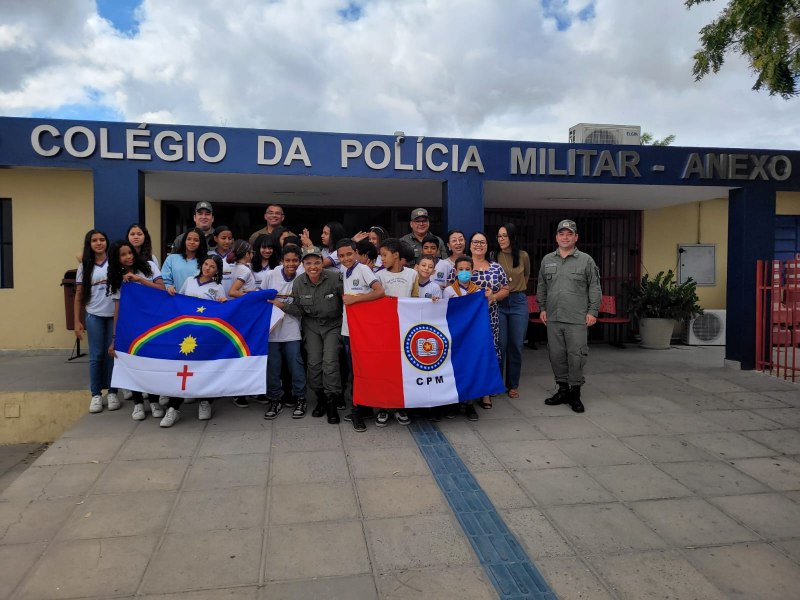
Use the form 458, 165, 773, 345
0, 0, 796, 149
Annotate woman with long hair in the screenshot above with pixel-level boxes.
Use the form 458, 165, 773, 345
74, 229, 118, 414
126, 223, 158, 271
162, 228, 207, 295
468, 231, 510, 409
493, 223, 531, 399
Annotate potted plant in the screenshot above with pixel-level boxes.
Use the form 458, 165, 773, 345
625, 270, 702, 349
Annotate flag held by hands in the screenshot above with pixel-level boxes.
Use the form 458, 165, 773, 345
111, 283, 276, 398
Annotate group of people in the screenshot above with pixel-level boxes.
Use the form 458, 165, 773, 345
74, 201, 601, 430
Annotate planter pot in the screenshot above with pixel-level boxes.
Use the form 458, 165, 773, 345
639, 318, 677, 349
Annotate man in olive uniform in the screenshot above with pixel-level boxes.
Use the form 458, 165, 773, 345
399, 208, 448, 265
536, 219, 601, 413
273, 246, 344, 424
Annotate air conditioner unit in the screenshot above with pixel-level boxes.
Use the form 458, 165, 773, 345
683, 310, 726, 345
569, 123, 641, 145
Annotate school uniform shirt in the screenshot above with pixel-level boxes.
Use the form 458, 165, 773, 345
179, 277, 226, 302
322, 248, 339, 268
443, 282, 480, 299
253, 266, 271, 289
377, 266, 419, 298
230, 263, 257, 295
110, 269, 163, 301
417, 279, 443, 299
218, 258, 236, 296
431, 258, 453, 289
339, 262, 378, 336
262, 266, 302, 342
76, 260, 114, 317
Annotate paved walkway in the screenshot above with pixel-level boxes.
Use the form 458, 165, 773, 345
1, 345, 799, 599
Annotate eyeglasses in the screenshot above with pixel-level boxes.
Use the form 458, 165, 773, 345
471, 240, 487, 246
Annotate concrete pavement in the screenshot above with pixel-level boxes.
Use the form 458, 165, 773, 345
1, 345, 799, 599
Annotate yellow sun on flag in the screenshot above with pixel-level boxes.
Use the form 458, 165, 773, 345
179, 335, 198, 355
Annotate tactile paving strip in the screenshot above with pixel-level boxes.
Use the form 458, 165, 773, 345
409, 419, 558, 600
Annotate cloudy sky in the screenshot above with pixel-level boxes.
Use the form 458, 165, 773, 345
0, 0, 795, 149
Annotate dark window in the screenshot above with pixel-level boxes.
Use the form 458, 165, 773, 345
0, 199, 12, 288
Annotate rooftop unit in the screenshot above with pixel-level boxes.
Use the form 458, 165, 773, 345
569, 123, 641, 145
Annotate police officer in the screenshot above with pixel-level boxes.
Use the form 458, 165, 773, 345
536, 219, 601, 413
399, 208, 448, 265
172, 201, 216, 253
271, 246, 344, 424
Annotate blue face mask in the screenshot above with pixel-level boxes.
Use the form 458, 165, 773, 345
457, 270, 472, 284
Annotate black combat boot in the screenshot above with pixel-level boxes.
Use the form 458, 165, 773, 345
569, 386, 585, 413
545, 383, 570, 406
311, 389, 326, 417
326, 395, 341, 424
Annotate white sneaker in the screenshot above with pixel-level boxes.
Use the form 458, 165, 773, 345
160, 407, 180, 427
150, 403, 165, 418
106, 392, 121, 411
159, 395, 170, 407
89, 395, 103, 413
198, 400, 212, 420
121, 389, 133, 400
132, 404, 146, 420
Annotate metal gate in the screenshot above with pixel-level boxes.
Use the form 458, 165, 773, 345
756, 256, 800, 381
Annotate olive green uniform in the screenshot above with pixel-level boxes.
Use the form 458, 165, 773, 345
536, 248, 602, 386
399, 233, 448, 265
282, 270, 344, 396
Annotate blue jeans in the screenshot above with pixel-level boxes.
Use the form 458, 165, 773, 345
498, 292, 528, 390
267, 340, 306, 400
85, 312, 116, 396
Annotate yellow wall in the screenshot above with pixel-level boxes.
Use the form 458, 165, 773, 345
777, 191, 800, 215
145, 195, 161, 259
0, 168, 94, 349
642, 198, 728, 309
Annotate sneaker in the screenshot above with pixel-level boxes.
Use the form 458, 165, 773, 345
121, 389, 133, 401
394, 410, 410, 425
132, 404, 146, 420
352, 413, 367, 432
89, 394, 103, 413
264, 400, 282, 420
150, 403, 165, 418
106, 392, 121, 411
343, 412, 353, 422
232, 396, 249, 408
159, 395, 170, 406
160, 407, 180, 427
292, 398, 307, 419
251, 394, 269, 404
198, 400, 212, 420
336, 396, 346, 411
283, 396, 297, 408
443, 404, 459, 419
375, 410, 389, 427
464, 403, 479, 421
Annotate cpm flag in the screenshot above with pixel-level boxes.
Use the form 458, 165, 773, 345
347, 293, 505, 408
111, 283, 276, 398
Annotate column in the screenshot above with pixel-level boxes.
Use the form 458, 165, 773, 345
442, 176, 484, 237
93, 167, 144, 239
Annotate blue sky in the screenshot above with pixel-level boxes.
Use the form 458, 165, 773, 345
96, 0, 142, 35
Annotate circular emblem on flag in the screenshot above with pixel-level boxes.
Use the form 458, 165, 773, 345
404, 324, 449, 371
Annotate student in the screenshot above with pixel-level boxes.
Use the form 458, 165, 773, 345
74, 229, 118, 414
162, 228, 207, 295
106, 241, 166, 421
355, 238, 379, 272
127, 223, 159, 273
261, 244, 307, 419
300, 221, 346, 268
421, 234, 452, 289
336, 239, 385, 432
252, 234, 281, 289
374, 238, 419, 427
159, 255, 228, 426
227, 240, 257, 299
210, 226, 235, 295
415, 255, 443, 300
271, 246, 344, 424
442, 255, 484, 421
